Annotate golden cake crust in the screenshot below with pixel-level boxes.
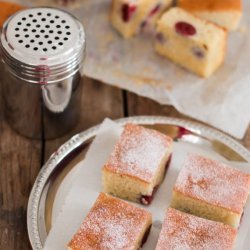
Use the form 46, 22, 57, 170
174, 154, 250, 214
68, 193, 152, 250
103, 123, 173, 183
156, 208, 237, 250
178, 0, 242, 12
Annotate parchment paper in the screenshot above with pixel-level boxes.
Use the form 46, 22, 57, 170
18, 0, 250, 139
44, 119, 250, 250
79, 0, 250, 139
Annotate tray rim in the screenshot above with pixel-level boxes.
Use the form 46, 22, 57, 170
27, 116, 250, 250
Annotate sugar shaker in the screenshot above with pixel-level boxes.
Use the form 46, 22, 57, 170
0, 7, 85, 139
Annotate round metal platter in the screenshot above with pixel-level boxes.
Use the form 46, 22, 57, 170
27, 116, 250, 249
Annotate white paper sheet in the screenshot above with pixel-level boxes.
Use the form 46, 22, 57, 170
44, 119, 250, 250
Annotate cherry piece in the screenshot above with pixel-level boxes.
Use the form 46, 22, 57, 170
156, 32, 166, 44
176, 127, 191, 139
140, 154, 172, 205
175, 21, 196, 36
149, 3, 161, 17
140, 20, 147, 29
122, 3, 137, 22
192, 47, 205, 58
140, 185, 159, 205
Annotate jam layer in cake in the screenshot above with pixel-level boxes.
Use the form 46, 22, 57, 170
103, 123, 173, 205
177, 0, 242, 31
68, 193, 152, 250
156, 208, 237, 250
155, 7, 227, 78
171, 154, 250, 228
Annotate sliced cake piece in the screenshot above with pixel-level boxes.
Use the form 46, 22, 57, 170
156, 208, 237, 250
171, 154, 250, 228
110, 0, 173, 38
177, 0, 242, 31
102, 123, 173, 205
67, 192, 152, 250
155, 7, 227, 78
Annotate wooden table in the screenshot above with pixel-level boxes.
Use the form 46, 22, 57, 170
0, 77, 250, 249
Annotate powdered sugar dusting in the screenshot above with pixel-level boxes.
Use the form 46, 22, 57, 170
68, 193, 151, 250
174, 154, 250, 213
156, 208, 237, 250
104, 123, 173, 183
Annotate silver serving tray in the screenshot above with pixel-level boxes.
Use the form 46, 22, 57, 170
27, 116, 250, 250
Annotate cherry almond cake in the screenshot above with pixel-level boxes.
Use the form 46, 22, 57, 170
110, 0, 173, 38
177, 0, 242, 31
171, 154, 250, 228
156, 208, 237, 250
68, 193, 152, 250
102, 123, 173, 205
155, 7, 227, 78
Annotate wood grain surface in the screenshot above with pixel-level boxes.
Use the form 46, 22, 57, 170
0, 76, 41, 249
0, 78, 249, 250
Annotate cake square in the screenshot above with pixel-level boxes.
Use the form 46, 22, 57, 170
102, 123, 173, 205
171, 154, 250, 228
156, 208, 237, 250
177, 0, 242, 31
67, 192, 152, 250
155, 7, 227, 78
110, 0, 173, 38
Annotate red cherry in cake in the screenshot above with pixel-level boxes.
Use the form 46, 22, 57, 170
122, 3, 137, 22
175, 22, 196, 36
149, 3, 161, 17
192, 47, 205, 58
140, 154, 172, 205
140, 185, 159, 205
176, 127, 191, 139
140, 3, 162, 30
156, 32, 166, 44
140, 20, 147, 29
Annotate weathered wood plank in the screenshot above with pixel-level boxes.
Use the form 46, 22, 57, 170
0, 85, 41, 250
44, 78, 124, 161
126, 91, 189, 119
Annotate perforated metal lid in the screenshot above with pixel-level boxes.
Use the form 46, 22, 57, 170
0, 7, 85, 84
